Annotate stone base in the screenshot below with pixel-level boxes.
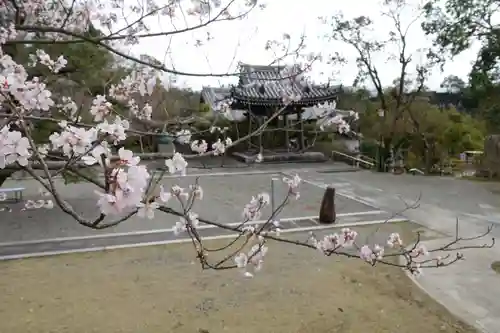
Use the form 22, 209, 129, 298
232, 150, 327, 164
158, 143, 175, 154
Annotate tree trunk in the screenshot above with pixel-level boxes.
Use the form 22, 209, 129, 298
423, 141, 432, 175
378, 142, 391, 172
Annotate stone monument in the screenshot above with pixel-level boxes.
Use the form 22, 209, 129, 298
318, 186, 336, 224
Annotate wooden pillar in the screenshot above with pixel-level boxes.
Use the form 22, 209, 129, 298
297, 107, 304, 150
284, 113, 289, 152
258, 117, 263, 150
247, 114, 252, 150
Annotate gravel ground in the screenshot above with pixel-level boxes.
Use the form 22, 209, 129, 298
0, 223, 477, 333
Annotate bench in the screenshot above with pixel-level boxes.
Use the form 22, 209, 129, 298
0, 187, 25, 202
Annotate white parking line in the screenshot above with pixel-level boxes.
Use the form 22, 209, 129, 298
162, 170, 282, 178
0, 218, 407, 261
285, 173, 381, 209
0, 210, 385, 247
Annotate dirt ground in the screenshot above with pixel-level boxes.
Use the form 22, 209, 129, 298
0, 223, 477, 333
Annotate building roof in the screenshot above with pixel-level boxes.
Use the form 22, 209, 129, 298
200, 86, 232, 111
231, 63, 342, 106
200, 87, 247, 122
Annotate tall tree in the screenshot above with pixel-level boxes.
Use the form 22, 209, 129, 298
321, 0, 433, 171
422, 0, 500, 88
440, 75, 466, 93
423, 0, 500, 133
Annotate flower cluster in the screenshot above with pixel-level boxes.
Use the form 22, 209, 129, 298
242, 192, 270, 221
173, 212, 200, 235
29, 49, 68, 74
109, 70, 157, 102
56, 97, 80, 121
49, 121, 99, 158
190, 140, 208, 154
0, 54, 54, 112
212, 137, 232, 155
0, 125, 31, 168
282, 174, 301, 199
90, 95, 113, 122
311, 228, 359, 253
235, 244, 268, 278
359, 244, 385, 263
165, 152, 188, 175
189, 126, 233, 156
95, 148, 151, 215
24, 199, 54, 210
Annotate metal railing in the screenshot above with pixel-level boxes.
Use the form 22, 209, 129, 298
408, 168, 424, 175
331, 150, 375, 169
359, 154, 376, 164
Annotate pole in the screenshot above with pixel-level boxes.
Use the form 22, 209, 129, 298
271, 177, 277, 214
376, 136, 381, 172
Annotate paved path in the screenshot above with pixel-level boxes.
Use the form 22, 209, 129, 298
292, 170, 500, 333
0, 168, 375, 242
0, 165, 396, 258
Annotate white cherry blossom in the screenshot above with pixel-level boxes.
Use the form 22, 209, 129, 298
387, 232, 403, 248
137, 201, 159, 219
211, 138, 227, 155
0, 126, 31, 168
90, 95, 113, 122
118, 147, 140, 166
165, 152, 188, 175
159, 185, 172, 203
190, 140, 208, 154
175, 129, 192, 144
234, 244, 268, 277
173, 212, 200, 235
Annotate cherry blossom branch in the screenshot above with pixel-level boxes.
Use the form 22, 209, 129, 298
155, 178, 493, 277
9, 0, 255, 45
11, 19, 305, 78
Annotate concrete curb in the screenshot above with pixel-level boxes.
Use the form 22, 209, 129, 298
400, 246, 492, 333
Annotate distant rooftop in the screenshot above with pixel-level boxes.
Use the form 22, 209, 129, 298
231, 63, 342, 107
200, 87, 246, 122
200, 86, 353, 123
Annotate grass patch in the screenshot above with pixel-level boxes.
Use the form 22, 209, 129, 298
491, 261, 500, 274
0, 222, 476, 333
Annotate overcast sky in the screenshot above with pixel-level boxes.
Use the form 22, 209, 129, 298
127, 0, 479, 91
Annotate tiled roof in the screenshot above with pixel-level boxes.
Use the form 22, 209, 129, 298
231, 63, 342, 106
200, 86, 232, 111
200, 87, 247, 121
